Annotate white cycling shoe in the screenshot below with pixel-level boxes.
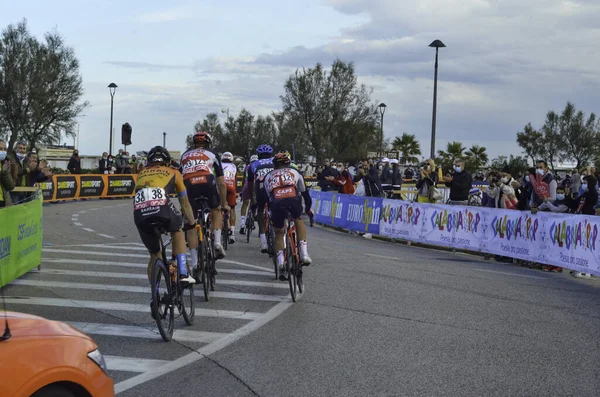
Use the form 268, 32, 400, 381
180, 274, 196, 284
300, 254, 312, 266
260, 242, 268, 253
215, 243, 226, 259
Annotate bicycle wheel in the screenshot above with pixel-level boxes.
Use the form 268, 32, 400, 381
285, 234, 297, 302
181, 265, 195, 325
268, 224, 278, 279
208, 239, 216, 291
246, 214, 252, 243
151, 259, 174, 341
200, 234, 210, 301
223, 213, 229, 251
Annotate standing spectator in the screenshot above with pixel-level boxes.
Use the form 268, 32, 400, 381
390, 159, 403, 199
317, 159, 338, 192
354, 159, 382, 197
416, 159, 439, 203
24, 151, 51, 186
331, 162, 355, 195
115, 149, 124, 173
117, 151, 132, 174
443, 158, 472, 205
487, 171, 518, 209
0, 139, 15, 207
531, 160, 557, 205
8, 141, 30, 203
570, 169, 581, 198
99, 152, 110, 174
404, 166, 415, 180
131, 154, 139, 174
380, 158, 393, 197
67, 150, 81, 174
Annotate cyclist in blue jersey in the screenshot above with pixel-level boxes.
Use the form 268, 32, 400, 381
248, 144, 274, 252
240, 154, 259, 235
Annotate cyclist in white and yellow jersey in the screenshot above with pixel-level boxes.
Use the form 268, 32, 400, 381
221, 151, 238, 244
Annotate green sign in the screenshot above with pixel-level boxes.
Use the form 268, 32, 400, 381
0, 194, 43, 287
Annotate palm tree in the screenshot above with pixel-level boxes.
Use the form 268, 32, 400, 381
392, 133, 422, 165
464, 145, 488, 172
436, 141, 466, 172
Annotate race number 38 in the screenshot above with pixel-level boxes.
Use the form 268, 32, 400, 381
134, 187, 167, 210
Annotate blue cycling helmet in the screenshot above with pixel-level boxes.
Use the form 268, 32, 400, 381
257, 144, 273, 155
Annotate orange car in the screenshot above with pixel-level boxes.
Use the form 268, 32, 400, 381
0, 311, 114, 397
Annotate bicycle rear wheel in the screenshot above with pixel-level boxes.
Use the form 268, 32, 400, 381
200, 234, 210, 301
285, 234, 297, 302
181, 265, 195, 325
208, 239, 216, 291
268, 224, 278, 279
246, 214, 252, 243
151, 259, 174, 341
223, 212, 229, 251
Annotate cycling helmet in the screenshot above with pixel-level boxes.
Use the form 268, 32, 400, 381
249, 154, 258, 162
272, 152, 291, 167
147, 146, 171, 164
193, 131, 212, 146
221, 151, 234, 162
279, 149, 292, 159
257, 144, 273, 155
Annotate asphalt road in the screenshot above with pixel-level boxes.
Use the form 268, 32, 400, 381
4, 198, 600, 396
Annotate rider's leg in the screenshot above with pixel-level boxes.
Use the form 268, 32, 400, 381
186, 226, 199, 272
257, 208, 268, 252
229, 205, 237, 243
294, 217, 312, 265
172, 230, 195, 283
274, 226, 286, 278
147, 252, 160, 284
240, 199, 249, 233
211, 207, 226, 258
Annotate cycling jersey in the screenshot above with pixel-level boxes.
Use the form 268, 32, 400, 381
133, 165, 186, 253
248, 158, 274, 210
223, 162, 238, 207
180, 148, 223, 212
264, 167, 306, 228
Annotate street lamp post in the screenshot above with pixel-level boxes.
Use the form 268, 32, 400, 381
429, 40, 446, 160
221, 108, 230, 120
378, 103, 387, 158
108, 83, 118, 155
163, 132, 167, 147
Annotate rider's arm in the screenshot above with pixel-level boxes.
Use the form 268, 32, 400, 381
174, 172, 196, 224
297, 172, 312, 212
213, 157, 228, 207
247, 167, 255, 203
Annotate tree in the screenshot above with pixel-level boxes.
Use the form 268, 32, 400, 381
490, 155, 529, 178
464, 145, 488, 172
273, 111, 312, 161
559, 102, 599, 168
516, 123, 543, 165
436, 141, 466, 172
392, 133, 422, 165
280, 58, 378, 163
188, 113, 225, 149
539, 111, 565, 172
0, 19, 88, 152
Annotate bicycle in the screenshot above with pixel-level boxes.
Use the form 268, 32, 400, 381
193, 197, 217, 301
222, 209, 230, 251
283, 211, 303, 302
245, 206, 255, 243
150, 223, 195, 342
264, 204, 278, 279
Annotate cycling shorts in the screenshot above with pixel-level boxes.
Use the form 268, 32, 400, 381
134, 200, 183, 253
256, 182, 269, 212
185, 175, 220, 217
269, 196, 303, 229
226, 183, 237, 207
240, 181, 251, 201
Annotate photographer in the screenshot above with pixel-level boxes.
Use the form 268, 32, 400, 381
443, 158, 472, 205
487, 171, 518, 209
415, 159, 441, 203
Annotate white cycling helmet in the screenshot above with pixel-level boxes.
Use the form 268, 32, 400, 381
221, 151, 234, 162
249, 154, 258, 162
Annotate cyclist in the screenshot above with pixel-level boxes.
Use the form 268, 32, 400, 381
239, 154, 258, 235
279, 150, 314, 220
133, 146, 197, 287
181, 131, 229, 266
221, 151, 238, 244
264, 152, 312, 280
248, 144, 275, 253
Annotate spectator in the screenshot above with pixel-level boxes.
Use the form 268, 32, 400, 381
575, 175, 599, 216
571, 169, 581, 198
131, 154, 139, 174
67, 150, 81, 174
415, 159, 439, 203
354, 159, 382, 197
107, 155, 116, 174
390, 159, 403, 199
317, 159, 338, 192
331, 162, 355, 195
117, 151, 132, 174
531, 160, 557, 205
443, 158, 473, 205
513, 168, 535, 210
487, 171, 518, 209
115, 149, 124, 173
99, 152, 110, 174
404, 167, 415, 180
380, 158, 393, 197
8, 141, 30, 203
0, 139, 15, 207
24, 151, 51, 186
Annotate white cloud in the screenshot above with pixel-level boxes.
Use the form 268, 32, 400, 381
135, 7, 194, 23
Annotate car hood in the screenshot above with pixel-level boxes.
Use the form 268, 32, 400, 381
2, 311, 93, 340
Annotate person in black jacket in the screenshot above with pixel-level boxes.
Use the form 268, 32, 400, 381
380, 158, 393, 197
443, 158, 472, 205
575, 175, 599, 215
390, 159, 403, 199
99, 152, 110, 174
317, 159, 338, 192
67, 150, 82, 174
354, 159, 382, 197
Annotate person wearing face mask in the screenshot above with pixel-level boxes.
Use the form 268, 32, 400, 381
390, 159, 403, 199
379, 158, 393, 197
486, 171, 517, 209
7, 141, 31, 204
331, 162, 355, 195
443, 158, 473, 205
416, 159, 439, 203
67, 150, 82, 174
531, 160, 557, 206
117, 151, 132, 174
99, 152, 110, 174
0, 139, 15, 207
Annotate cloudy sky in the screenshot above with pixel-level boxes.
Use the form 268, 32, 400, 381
3, 0, 600, 160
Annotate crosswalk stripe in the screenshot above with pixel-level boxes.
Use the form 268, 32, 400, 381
4, 297, 262, 320
66, 322, 227, 343
12, 279, 286, 301
105, 356, 169, 373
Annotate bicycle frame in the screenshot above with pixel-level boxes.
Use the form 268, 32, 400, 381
285, 214, 299, 264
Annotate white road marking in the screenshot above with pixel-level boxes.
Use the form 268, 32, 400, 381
220, 259, 272, 272
72, 213, 79, 218
3, 297, 262, 320
105, 356, 169, 373
82, 228, 95, 233
73, 222, 83, 227
98, 234, 116, 239
42, 258, 146, 268
79, 211, 87, 214
66, 322, 227, 343
473, 269, 546, 279
13, 279, 285, 301
115, 299, 296, 394
43, 249, 147, 258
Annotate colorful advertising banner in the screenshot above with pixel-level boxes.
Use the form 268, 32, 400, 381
78, 175, 105, 198
106, 175, 136, 196
55, 175, 78, 200
0, 193, 43, 287
310, 191, 600, 276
